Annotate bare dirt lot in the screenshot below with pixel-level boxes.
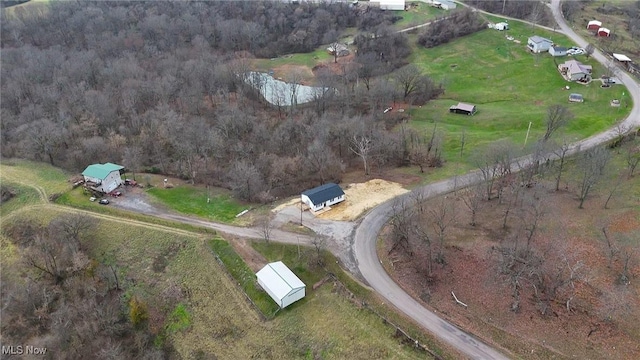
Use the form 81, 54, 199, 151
317, 179, 410, 221
380, 175, 640, 359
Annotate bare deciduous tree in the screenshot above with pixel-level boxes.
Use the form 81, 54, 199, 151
585, 43, 595, 59
626, 140, 640, 177
311, 235, 327, 267
413, 221, 434, 277
393, 64, 421, 101
388, 198, 414, 255
350, 134, 372, 175
552, 140, 571, 191
258, 215, 273, 243
543, 105, 574, 142
576, 147, 611, 209
462, 184, 484, 226
429, 197, 455, 264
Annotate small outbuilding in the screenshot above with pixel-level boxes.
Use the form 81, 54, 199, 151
613, 53, 633, 70
372, 0, 405, 10
82, 162, 124, 194
301, 183, 345, 212
256, 261, 306, 309
433, 0, 457, 10
586, 20, 602, 30
549, 46, 568, 57
449, 102, 477, 115
597, 27, 611, 37
569, 93, 584, 103
527, 36, 553, 53
494, 22, 509, 31
613, 53, 632, 63
327, 43, 350, 57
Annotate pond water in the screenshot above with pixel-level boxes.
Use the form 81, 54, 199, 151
244, 72, 329, 106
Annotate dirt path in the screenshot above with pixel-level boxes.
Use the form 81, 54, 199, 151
3, 203, 202, 239
0, 168, 49, 202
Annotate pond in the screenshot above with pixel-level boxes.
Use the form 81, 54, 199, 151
243, 72, 330, 106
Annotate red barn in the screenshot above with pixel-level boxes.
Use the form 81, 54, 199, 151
586, 20, 601, 30
597, 27, 611, 37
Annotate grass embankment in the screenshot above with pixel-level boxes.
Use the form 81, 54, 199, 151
146, 186, 247, 224
251, 241, 457, 359
0, 183, 41, 217
209, 239, 280, 317
407, 18, 631, 164
2, 0, 50, 19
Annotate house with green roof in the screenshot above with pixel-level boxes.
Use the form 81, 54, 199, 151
82, 162, 124, 193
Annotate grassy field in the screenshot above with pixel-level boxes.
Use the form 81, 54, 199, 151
209, 239, 280, 317
146, 185, 248, 224
394, 2, 446, 30
245, 14, 631, 175
0, 158, 71, 197
0, 182, 41, 217
407, 19, 631, 163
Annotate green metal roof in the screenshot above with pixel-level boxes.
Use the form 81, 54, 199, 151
82, 163, 123, 180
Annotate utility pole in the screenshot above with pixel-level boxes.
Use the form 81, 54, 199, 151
524, 121, 532, 147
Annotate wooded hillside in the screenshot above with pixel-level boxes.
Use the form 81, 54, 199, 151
1, 1, 439, 202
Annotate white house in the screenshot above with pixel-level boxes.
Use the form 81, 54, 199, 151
527, 36, 553, 53
372, 0, 405, 10
549, 46, 568, 57
82, 162, 124, 193
558, 59, 592, 82
256, 261, 306, 308
301, 183, 345, 212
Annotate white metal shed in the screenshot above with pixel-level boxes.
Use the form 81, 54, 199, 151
256, 261, 306, 308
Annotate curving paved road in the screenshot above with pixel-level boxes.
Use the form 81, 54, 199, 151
353, 1, 640, 359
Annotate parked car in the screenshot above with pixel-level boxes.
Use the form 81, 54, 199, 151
567, 48, 585, 56
110, 190, 122, 197
89, 197, 96, 202
124, 179, 137, 186
99, 199, 110, 205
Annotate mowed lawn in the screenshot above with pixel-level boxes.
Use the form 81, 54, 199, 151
146, 185, 247, 223
408, 20, 631, 162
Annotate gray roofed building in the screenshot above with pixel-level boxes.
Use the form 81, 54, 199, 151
301, 183, 345, 212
